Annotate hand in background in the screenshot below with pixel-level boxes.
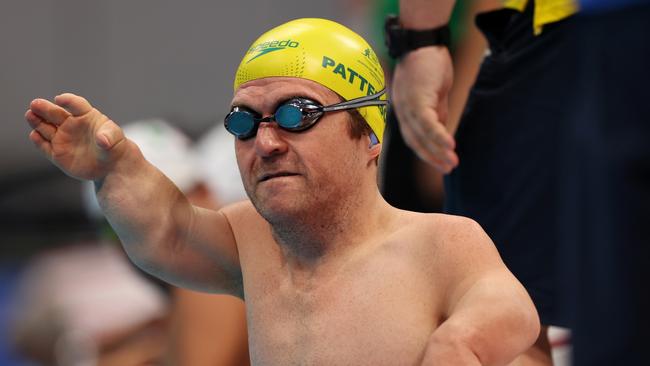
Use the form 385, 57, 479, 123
391, 46, 459, 173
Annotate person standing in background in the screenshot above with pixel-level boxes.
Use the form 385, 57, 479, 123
167, 124, 250, 366
555, 0, 650, 364
376, 0, 499, 213
387, 0, 576, 364
388, 0, 650, 364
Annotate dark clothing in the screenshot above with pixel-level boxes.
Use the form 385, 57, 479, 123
557, 4, 650, 365
446, 1, 650, 363
444, 4, 572, 327
382, 109, 443, 213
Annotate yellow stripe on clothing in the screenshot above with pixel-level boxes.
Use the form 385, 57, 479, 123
503, 0, 578, 34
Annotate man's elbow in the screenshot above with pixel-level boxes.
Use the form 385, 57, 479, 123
473, 302, 541, 365
431, 304, 540, 366
520, 302, 542, 349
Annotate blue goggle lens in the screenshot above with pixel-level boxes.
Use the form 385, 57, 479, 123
224, 88, 387, 140
227, 111, 255, 136
225, 100, 319, 139
275, 104, 303, 128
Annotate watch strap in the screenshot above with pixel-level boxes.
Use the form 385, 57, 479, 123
384, 15, 451, 59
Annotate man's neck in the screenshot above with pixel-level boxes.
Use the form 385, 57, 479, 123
269, 188, 392, 276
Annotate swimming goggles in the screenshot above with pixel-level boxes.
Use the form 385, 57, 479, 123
224, 89, 387, 140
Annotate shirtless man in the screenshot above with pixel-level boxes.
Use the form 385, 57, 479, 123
24, 18, 539, 365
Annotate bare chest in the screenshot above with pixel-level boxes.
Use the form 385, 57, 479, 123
243, 258, 442, 366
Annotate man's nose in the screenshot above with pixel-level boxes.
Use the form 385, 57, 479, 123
254, 122, 288, 157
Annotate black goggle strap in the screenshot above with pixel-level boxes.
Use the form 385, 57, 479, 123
321, 89, 388, 113
321, 89, 387, 147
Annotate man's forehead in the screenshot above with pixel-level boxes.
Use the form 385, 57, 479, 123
231, 77, 338, 107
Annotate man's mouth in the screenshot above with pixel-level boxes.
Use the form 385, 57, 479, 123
259, 172, 299, 182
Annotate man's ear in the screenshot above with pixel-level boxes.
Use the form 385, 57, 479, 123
367, 137, 382, 162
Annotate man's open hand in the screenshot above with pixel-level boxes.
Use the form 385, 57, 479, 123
26, 93, 127, 182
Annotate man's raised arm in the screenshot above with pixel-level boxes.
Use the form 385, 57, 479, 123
25, 93, 242, 296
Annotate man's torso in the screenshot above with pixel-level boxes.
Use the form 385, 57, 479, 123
225, 203, 460, 365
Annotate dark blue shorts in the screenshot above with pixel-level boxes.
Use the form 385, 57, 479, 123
555, 4, 650, 364
444, 5, 573, 327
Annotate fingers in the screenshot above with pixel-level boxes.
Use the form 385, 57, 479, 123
400, 122, 456, 174
95, 119, 125, 151
54, 93, 93, 116
29, 98, 71, 126
390, 45, 457, 173
28, 129, 52, 157
417, 106, 455, 150
394, 106, 459, 174
25, 109, 57, 141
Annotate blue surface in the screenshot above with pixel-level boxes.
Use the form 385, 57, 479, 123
0, 266, 36, 366
580, 0, 650, 12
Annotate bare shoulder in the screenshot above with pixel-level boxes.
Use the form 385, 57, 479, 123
221, 200, 258, 222
390, 210, 506, 289
221, 200, 266, 232
220, 200, 273, 246
395, 211, 496, 256
406, 211, 482, 235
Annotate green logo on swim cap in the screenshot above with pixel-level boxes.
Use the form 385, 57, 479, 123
246, 39, 299, 63
363, 48, 380, 66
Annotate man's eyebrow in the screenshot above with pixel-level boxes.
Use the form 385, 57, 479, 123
230, 94, 324, 111
229, 100, 258, 112
282, 95, 320, 103
285, 93, 328, 106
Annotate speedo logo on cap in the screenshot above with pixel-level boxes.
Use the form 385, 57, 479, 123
246, 39, 299, 63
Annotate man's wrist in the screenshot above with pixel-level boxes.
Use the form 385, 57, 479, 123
384, 15, 451, 59
93, 139, 143, 194
399, 0, 455, 29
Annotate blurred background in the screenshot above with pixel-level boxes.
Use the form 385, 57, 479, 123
0, 0, 370, 254
1, 1, 574, 365
0, 1, 375, 365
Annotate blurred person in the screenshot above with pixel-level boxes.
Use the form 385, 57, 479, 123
167, 124, 250, 366
387, 0, 577, 364
554, 0, 650, 364
10, 243, 169, 366
388, 0, 649, 365
11, 119, 250, 366
0, 266, 34, 366
85, 119, 251, 366
375, 0, 500, 213
25, 18, 540, 365
10, 119, 192, 366
379, 3, 577, 365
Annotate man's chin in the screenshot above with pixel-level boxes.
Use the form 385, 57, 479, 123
253, 178, 302, 200
251, 195, 306, 223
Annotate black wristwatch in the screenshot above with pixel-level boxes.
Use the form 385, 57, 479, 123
384, 15, 451, 59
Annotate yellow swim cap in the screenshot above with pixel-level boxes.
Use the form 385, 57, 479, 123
234, 18, 387, 142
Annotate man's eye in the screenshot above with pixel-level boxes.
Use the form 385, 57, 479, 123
233, 106, 261, 117
280, 97, 319, 108
281, 99, 305, 108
